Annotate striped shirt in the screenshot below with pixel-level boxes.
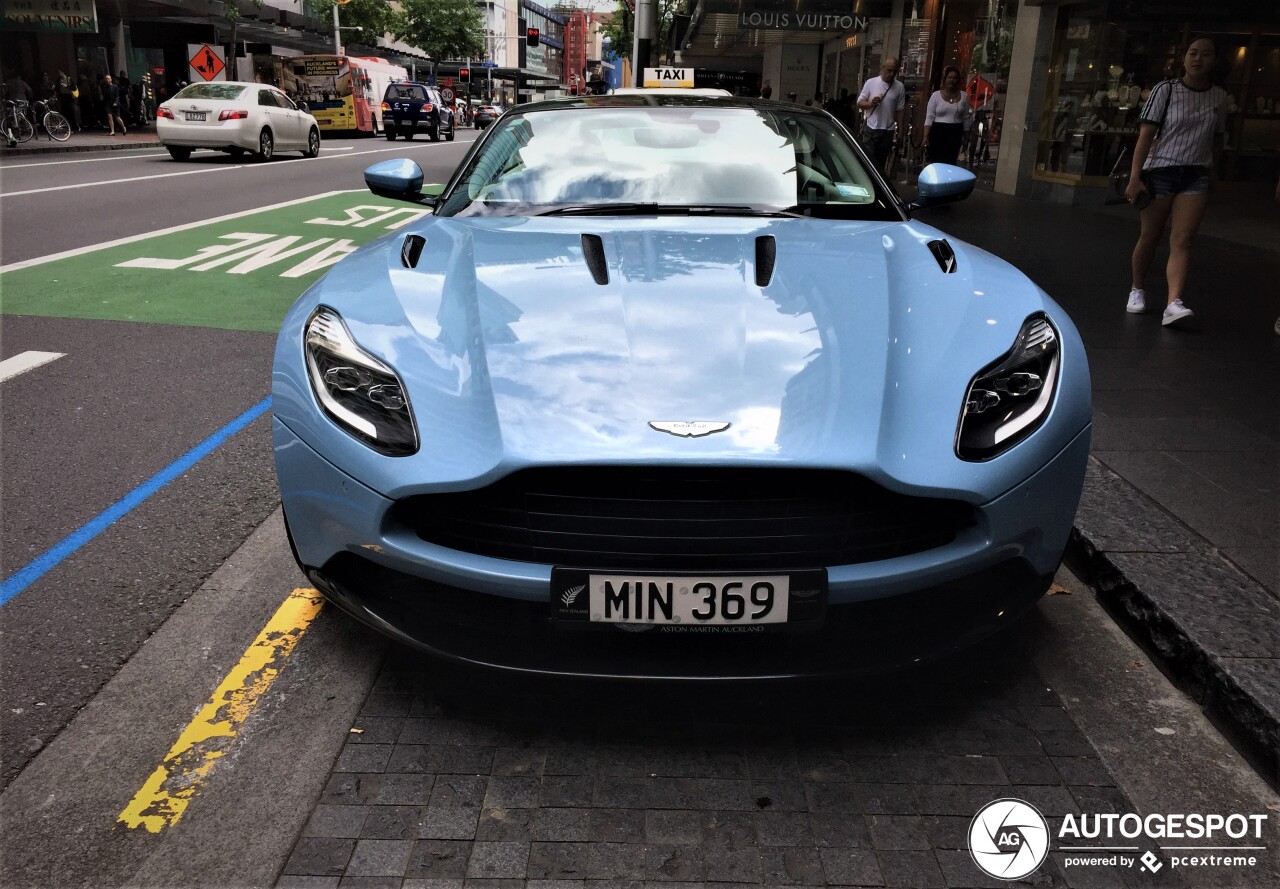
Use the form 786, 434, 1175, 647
1140, 79, 1227, 170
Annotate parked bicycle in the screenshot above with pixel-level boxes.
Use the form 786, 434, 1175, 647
3, 99, 35, 144
32, 98, 71, 141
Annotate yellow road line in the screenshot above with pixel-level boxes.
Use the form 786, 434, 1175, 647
118, 588, 324, 833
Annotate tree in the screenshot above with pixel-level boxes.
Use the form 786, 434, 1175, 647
221, 0, 262, 81
302, 0, 398, 54
597, 0, 685, 66
394, 0, 485, 62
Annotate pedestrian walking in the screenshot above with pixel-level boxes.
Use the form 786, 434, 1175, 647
1124, 35, 1227, 328
857, 58, 905, 176
922, 65, 972, 166
102, 73, 127, 135
759, 80, 773, 99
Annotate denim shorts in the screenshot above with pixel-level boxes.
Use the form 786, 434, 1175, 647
1141, 165, 1210, 198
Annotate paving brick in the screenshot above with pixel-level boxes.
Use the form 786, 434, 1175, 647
914, 785, 1004, 817
399, 718, 455, 746
528, 841, 646, 880
418, 806, 480, 840
540, 775, 595, 808
283, 838, 356, 878
646, 844, 705, 881
804, 782, 861, 814
701, 810, 757, 849
754, 812, 813, 847
933, 849, 1005, 888
492, 746, 547, 776
531, 806, 593, 841
850, 756, 949, 785
304, 805, 371, 839
851, 783, 920, 815
1012, 785, 1082, 818
1051, 757, 1115, 787
867, 815, 930, 851
797, 753, 852, 782
400, 881, 464, 889
984, 727, 1044, 757
484, 776, 541, 809
590, 808, 646, 843
360, 693, 415, 718
405, 840, 471, 880
335, 744, 394, 774
646, 809, 704, 844
466, 841, 529, 880
438, 745, 496, 774
276, 876, 341, 888
880, 850, 946, 888
320, 774, 379, 806
370, 773, 435, 806
1069, 786, 1131, 815
430, 775, 488, 808
746, 750, 802, 780
646, 777, 701, 809
817, 847, 883, 886
476, 807, 533, 840
759, 846, 825, 884
348, 718, 402, 745
387, 744, 445, 775
544, 748, 595, 776
361, 806, 423, 840
947, 756, 1010, 786
808, 814, 872, 849
695, 779, 757, 811
1035, 730, 1095, 758
999, 757, 1061, 786
594, 776, 649, 808
920, 816, 969, 851
701, 845, 762, 883
703, 751, 750, 779
750, 780, 809, 812
345, 839, 414, 878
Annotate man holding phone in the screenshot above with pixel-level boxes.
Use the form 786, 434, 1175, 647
857, 58, 906, 176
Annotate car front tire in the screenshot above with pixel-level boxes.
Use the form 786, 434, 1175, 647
385, 126, 396, 141
257, 128, 274, 161
304, 127, 320, 158
166, 146, 192, 161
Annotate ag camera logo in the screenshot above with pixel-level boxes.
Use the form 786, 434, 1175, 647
969, 798, 1050, 880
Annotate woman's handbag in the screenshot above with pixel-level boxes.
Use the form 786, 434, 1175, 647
1107, 149, 1130, 205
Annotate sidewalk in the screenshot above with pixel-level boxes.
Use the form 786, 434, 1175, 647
10, 135, 1279, 786
3, 128, 161, 155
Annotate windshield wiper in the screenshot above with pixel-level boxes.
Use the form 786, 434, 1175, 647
538, 203, 804, 218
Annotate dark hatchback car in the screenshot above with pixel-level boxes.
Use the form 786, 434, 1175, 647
381, 81, 455, 142
473, 103, 502, 130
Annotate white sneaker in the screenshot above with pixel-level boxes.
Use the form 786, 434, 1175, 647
1126, 288, 1147, 314
1162, 299, 1194, 327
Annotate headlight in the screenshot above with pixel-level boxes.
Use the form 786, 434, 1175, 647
304, 308, 418, 456
956, 314, 1059, 461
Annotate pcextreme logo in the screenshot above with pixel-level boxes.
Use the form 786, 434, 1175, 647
969, 798, 1272, 881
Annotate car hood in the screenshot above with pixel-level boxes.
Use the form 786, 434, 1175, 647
275, 214, 1090, 501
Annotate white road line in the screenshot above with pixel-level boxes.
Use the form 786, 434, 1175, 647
2, 144, 358, 169
0, 351, 65, 382
0, 190, 359, 273
0, 142, 460, 198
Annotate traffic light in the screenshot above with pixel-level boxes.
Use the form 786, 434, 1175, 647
459, 68, 470, 82
527, 27, 539, 47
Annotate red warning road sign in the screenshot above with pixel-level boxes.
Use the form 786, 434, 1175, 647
187, 44, 226, 82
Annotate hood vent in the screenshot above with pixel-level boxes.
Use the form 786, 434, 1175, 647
581, 234, 609, 285
755, 235, 776, 287
927, 239, 957, 274
400, 234, 426, 268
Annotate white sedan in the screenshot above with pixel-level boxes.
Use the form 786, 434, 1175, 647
156, 81, 320, 161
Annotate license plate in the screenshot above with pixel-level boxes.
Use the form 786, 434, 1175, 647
185, 112, 206, 121
552, 568, 826, 631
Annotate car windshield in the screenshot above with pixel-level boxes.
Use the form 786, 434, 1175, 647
437, 102, 898, 220
173, 83, 248, 101
386, 84, 429, 102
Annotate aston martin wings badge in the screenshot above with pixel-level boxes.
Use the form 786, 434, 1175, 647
648, 421, 731, 438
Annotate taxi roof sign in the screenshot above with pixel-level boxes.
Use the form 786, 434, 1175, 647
642, 67, 694, 89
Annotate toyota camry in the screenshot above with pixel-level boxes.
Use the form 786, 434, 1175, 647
271, 94, 1091, 679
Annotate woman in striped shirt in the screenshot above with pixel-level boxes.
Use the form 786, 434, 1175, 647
1124, 36, 1228, 327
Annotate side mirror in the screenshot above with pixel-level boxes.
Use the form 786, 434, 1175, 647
907, 163, 977, 211
297, 101, 309, 113
364, 158, 438, 207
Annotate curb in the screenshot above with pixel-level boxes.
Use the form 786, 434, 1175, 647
4, 139, 161, 157
1065, 458, 1280, 791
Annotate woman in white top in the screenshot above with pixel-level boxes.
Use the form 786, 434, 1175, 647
922, 66, 971, 166
1124, 36, 1228, 327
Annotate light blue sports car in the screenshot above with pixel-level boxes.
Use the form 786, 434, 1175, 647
272, 94, 1091, 679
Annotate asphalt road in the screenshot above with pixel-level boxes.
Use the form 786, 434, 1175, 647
1, 133, 1276, 888
0, 132, 478, 789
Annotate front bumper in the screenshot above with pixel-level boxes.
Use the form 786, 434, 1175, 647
275, 417, 1089, 678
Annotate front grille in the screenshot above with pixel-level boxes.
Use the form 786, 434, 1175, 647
394, 468, 974, 570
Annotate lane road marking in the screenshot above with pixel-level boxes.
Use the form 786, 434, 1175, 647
1, 144, 357, 170
118, 587, 325, 833
0, 350, 64, 382
1, 142, 461, 198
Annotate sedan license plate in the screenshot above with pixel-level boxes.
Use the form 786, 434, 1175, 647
185, 111, 206, 121
551, 568, 826, 632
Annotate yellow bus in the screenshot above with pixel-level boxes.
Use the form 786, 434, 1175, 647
284, 54, 407, 133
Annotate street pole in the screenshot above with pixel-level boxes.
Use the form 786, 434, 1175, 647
632, 0, 654, 85
332, 3, 342, 56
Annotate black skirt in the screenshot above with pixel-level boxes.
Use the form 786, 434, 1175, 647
926, 122, 964, 166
